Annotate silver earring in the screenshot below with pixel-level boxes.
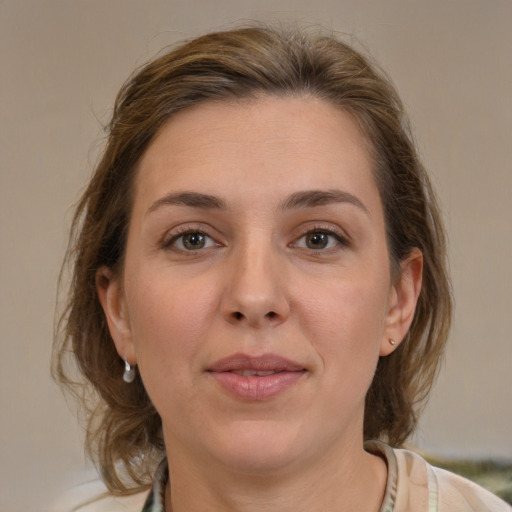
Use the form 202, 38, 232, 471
123, 360, 136, 383
389, 339, 396, 346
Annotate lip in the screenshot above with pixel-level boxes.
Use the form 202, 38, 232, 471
207, 353, 306, 401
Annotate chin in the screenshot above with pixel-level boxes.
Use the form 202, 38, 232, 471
206, 419, 312, 476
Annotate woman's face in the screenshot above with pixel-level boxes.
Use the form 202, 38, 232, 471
99, 95, 421, 475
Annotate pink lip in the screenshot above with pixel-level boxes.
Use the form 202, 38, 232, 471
207, 353, 306, 401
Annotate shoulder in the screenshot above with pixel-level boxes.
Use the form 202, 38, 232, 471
47, 479, 148, 512
433, 465, 511, 511
393, 446, 511, 512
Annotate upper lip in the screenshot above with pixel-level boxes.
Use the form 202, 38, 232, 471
207, 353, 305, 373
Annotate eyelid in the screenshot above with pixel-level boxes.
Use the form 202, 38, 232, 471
161, 224, 221, 251
159, 222, 350, 252
291, 224, 351, 249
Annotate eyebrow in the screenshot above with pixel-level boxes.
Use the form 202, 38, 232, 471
280, 189, 368, 214
147, 189, 368, 215
147, 192, 226, 214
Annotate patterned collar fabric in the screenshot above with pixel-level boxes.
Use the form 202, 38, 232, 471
365, 440, 399, 512
141, 458, 168, 512
140, 442, 398, 512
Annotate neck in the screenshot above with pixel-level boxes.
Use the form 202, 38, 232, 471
164, 440, 387, 512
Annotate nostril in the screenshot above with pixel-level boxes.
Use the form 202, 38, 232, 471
231, 311, 277, 321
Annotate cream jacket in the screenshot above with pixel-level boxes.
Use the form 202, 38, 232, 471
49, 442, 511, 511
367, 441, 511, 511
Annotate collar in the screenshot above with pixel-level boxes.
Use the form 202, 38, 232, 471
141, 458, 168, 512
141, 442, 398, 512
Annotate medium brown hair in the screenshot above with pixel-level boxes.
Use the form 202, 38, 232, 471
53, 25, 452, 494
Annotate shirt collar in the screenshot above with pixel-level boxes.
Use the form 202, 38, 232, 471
141, 458, 168, 512
141, 442, 397, 512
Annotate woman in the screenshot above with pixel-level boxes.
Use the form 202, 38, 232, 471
53, 25, 510, 511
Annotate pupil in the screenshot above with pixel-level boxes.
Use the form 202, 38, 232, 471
183, 233, 205, 249
307, 233, 328, 249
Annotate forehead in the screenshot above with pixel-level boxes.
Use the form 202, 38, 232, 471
133, 95, 380, 213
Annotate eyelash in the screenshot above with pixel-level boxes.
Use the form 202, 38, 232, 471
292, 226, 350, 251
162, 226, 218, 252
161, 225, 350, 253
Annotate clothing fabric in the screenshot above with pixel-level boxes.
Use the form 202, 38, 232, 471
140, 442, 511, 512
364, 441, 511, 511
50, 442, 510, 511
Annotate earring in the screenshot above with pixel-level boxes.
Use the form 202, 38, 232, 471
389, 339, 396, 346
123, 360, 136, 383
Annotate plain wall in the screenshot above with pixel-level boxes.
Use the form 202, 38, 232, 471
1, 1, 511, 511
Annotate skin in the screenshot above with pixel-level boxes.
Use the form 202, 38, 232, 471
98, 95, 422, 512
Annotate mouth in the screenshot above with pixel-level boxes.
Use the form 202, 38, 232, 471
207, 353, 306, 401
230, 369, 281, 377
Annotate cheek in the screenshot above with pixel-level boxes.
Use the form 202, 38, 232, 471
295, 273, 389, 377
123, 272, 219, 426
124, 269, 218, 374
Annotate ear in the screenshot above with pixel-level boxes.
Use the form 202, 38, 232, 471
380, 248, 423, 356
96, 266, 136, 364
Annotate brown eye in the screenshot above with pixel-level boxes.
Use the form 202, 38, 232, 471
305, 232, 329, 249
294, 229, 347, 251
169, 231, 216, 251
182, 232, 206, 250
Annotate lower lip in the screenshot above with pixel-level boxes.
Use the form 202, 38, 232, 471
209, 371, 305, 401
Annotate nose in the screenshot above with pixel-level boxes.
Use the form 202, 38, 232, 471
221, 238, 290, 327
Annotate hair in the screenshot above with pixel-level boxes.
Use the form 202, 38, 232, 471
53, 24, 452, 495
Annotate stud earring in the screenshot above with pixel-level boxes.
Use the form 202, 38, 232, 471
123, 360, 136, 383
389, 339, 396, 346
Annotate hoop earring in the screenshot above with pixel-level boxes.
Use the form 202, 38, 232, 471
123, 360, 136, 383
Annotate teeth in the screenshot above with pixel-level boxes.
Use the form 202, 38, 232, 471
232, 370, 278, 377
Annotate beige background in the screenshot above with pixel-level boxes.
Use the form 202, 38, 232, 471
1, 1, 511, 510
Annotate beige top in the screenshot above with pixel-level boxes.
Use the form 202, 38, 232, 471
49, 442, 511, 511
366, 441, 511, 512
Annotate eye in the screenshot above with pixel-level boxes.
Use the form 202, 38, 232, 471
294, 229, 347, 250
168, 231, 217, 251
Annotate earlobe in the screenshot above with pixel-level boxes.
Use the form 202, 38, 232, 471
96, 267, 136, 363
380, 248, 423, 356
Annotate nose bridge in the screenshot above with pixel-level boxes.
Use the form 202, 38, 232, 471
222, 230, 289, 326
